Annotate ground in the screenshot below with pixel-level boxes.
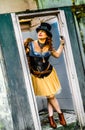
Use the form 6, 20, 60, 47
39, 109, 81, 130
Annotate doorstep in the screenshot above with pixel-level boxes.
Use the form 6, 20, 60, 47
39, 110, 80, 130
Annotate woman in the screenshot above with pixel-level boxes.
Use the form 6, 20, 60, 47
24, 22, 66, 129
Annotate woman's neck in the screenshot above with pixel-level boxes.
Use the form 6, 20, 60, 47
38, 39, 46, 44
38, 39, 46, 49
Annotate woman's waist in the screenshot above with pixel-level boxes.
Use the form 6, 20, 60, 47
31, 62, 50, 71
31, 63, 52, 73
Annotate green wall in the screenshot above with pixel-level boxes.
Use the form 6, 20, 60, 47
37, 0, 85, 9
0, 14, 35, 130
37, 0, 72, 9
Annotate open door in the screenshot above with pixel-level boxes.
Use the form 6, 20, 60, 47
11, 9, 85, 129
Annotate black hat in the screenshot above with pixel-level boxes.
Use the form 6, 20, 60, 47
36, 22, 52, 37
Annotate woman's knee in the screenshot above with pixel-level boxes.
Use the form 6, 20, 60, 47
47, 95, 55, 101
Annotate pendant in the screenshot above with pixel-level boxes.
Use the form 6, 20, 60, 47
42, 57, 45, 63
38, 40, 46, 49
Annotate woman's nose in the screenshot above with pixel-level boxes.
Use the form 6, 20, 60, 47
39, 31, 42, 33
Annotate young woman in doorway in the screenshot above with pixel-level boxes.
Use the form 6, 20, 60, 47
24, 22, 66, 129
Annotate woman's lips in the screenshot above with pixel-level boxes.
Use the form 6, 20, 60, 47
39, 34, 42, 36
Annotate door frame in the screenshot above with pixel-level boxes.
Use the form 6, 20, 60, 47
59, 10, 85, 127
11, 9, 85, 128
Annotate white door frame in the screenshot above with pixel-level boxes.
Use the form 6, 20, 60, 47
11, 13, 42, 130
11, 9, 85, 129
58, 10, 85, 127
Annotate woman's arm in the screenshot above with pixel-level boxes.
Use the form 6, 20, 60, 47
51, 36, 65, 58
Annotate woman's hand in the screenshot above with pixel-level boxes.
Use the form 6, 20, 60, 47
51, 36, 65, 58
60, 36, 65, 46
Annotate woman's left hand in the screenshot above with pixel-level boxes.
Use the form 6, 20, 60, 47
60, 36, 65, 46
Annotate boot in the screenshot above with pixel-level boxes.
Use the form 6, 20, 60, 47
48, 116, 57, 129
58, 113, 66, 126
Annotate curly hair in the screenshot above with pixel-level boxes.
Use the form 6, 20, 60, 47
46, 36, 53, 51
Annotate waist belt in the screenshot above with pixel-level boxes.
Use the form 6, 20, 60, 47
31, 64, 53, 78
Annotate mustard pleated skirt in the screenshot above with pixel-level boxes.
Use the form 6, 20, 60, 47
31, 68, 61, 97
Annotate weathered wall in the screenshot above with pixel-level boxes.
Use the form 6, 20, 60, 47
74, 0, 85, 5
37, 0, 72, 9
0, 14, 35, 130
37, 0, 85, 9
0, 0, 85, 14
0, 47, 14, 130
0, 0, 37, 14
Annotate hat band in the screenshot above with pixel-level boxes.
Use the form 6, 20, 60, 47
38, 26, 50, 31
36, 25, 52, 37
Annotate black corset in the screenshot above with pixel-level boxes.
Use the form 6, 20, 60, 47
30, 56, 50, 71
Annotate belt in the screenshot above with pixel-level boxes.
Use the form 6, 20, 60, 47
31, 64, 52, 78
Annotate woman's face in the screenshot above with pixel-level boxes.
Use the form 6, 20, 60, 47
37, 30, 48, 39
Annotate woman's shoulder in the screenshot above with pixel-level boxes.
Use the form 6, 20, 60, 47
24, 38, 34, 47
29, 40, 37, 45
33, 40, 37, 44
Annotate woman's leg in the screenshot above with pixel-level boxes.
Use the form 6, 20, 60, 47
47, 99, 54, 116
48, 96, 66, 126
48, 96, 62, 113
47, 98, 57, 128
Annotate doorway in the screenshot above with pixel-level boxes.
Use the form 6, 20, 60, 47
19, 14, 73, 111
11, 9, 85, 129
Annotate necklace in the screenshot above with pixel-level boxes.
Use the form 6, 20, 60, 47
38, 40, 46, 63
38, 40, 46, 50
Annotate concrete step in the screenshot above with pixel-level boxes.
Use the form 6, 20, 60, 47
39, 110, 81, 130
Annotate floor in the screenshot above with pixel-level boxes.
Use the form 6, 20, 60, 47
39, 109, 81, 130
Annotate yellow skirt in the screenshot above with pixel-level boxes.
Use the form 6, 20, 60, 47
31, 68, 61, 97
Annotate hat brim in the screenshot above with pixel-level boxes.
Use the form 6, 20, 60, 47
36, 27, 52, 37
